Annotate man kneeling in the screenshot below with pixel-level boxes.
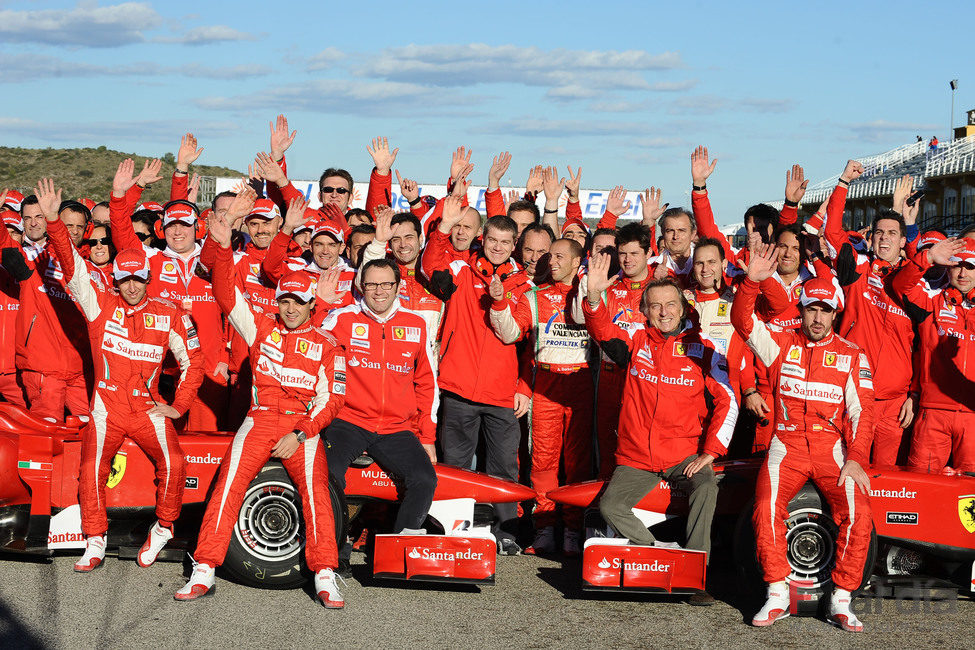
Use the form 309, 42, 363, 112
583, 254, 737, 605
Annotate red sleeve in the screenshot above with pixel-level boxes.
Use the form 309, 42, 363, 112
489, 293, 534, 342
735, 340, 757, 395
169, 308, 206, 416
701, 348, 736, 459
265, 156, 289, 213
779, 204, 798, 226
596, 209, 618, 230
822, 184, 850, 256
45, 220, 76, 279
757, 276, 791, 315
691, 190, 736, 262
649, 225, 658, 255
413, 322, 438, 445
294, 343, 346, 437
730, 278, 761, 339
170, 172, 188, 202
420, 227, 456, 280
485, 188, 505, 217
846, 352, 876, 466
565, 200, 582, 221
412, 198, 432, 221
365, 168, 391, 216
582, 295, 633, 349
199, 234, 219, 271
890, 253, 936, 313
109, 192, 143, 251
261, 231, 294, 286
123, 183, 144, 216
209, 240, 236, 316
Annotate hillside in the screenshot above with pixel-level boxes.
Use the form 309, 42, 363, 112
0, 146, 242, 204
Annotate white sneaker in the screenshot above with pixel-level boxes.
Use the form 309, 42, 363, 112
827, 588, 864, 632
315, 568, 345, 609
525, 526, 556, 555
752, 582, 791, 626
174, 562, 216, 601
74, 535, 106, 573
137, 521, 173, 567
563, 530, 581, 556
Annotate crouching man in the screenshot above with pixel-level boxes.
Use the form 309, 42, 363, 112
177, 194, 347, 608
732, 244, 875, 632
583, 253, 737, 606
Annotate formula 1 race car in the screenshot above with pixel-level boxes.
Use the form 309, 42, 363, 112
0, 403, 534, 589
548, 458, 975, 614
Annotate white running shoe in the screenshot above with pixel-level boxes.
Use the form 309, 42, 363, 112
752, 582, 791, 627
174, 562, 216, 601
73, 535, 106, 573
525, 526, 556, 555
137, 521, 173, 567
563, 530, 582, 557
827, 588, 864, 632
315, 568, 345, 609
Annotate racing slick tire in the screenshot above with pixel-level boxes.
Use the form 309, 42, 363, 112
733, 482, 877, 616
222, 462, 347, 589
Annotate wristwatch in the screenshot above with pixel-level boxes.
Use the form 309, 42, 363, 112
294, 430, 307, 444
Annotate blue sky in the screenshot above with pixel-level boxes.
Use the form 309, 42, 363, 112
0, 0, 967, 225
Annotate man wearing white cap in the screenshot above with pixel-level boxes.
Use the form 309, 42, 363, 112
732, 243, 875, 633
177, 196, 346, 607
36, 178, 205, 573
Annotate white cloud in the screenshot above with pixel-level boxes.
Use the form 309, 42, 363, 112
474, 118, 645, 138
157, 25, 257, 45
307, 47, 347, 71
0, 1, 161, 47
740, 98, 796, 113
0, 117, 241, 143
848, 120, 939, 142
0, 53, 270, 82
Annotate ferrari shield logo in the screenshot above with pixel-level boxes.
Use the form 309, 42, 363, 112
960, 495, 975, 533
393, 327, 405, 340
717, 303, 728, 317
107, 452, 126, 489
824, 352, 836, 367
298, 339, 309, 354
674, 343, 686, 356
144, 314, 155, 328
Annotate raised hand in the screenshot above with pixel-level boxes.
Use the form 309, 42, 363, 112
187, 173, 201, 204
176, 133, 204, 171
503, 189, 520, 212
321, 202, 345, 224
367, 136, 398, 175
395, 170, 419, 203
35, 178, 61, 222
488, 274, 504, 302
254, 151, 287, 187
784, 164, 808, 203
269, 114, 296, 161
226, 184, 257, 223
316, 268, 341, 304
565, 165, 582, 202
207, 203, 233, 247
450, 174, 471, 199
586, 252, 615, 296
373, 205, 394, 243
113, 158, 137, 197
541, 166, 565, 201
641, 187, 667, 227
283, 196, 309, 234
606, 185, 631, 217
892, 174, 913, 214
439, 195, 466, 232
450, 146, 472, 180
525, 165, 543, 195
691, 145, 717, 187
488, 152, 512, 190
926, 237, 966, 266
136, 158, 164, 187
840, 159, 865, 183
747, 242, 778, 282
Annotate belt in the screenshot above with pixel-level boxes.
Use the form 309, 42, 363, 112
537, 363, 587, 374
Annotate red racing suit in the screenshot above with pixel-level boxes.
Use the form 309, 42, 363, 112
109, 191, 228, 432
47, 220, 204, 536
321, 300, 439, 444
583, 300, 737, 472
732, 278, 875, 590
890, 253, 975, 472
490, 280, 593, 527
574, 273, 650, 478
0, 267, 24, 406
193, 242, 345, 571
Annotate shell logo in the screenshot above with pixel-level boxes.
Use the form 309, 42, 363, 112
271, 331, 281, 344
353, 325, 367, 337
164, 262, 176, 273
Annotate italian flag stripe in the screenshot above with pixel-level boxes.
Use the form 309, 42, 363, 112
18, 461, 53, 471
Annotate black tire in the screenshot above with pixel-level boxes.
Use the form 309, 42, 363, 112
222, 462, 347, 589
734, 482, 877, 616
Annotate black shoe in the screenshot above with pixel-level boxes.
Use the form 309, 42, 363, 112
688, 590, 716, 606
337, 558, 353, 579
497, 538, 522, 556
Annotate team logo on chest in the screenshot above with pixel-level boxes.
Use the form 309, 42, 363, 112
269, 330, 282, 345
717, 303, 728, 317
787, 345, 802, 363
824, 352, 836, 367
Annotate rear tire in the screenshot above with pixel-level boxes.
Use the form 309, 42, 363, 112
222, 462, 347, 589
734, 482, 877, 616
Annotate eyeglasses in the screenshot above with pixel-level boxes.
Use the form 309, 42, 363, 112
135, 232, 152, 242
361, 281, 397, 292
85, 237, 112, 246
320, 186, 350, 195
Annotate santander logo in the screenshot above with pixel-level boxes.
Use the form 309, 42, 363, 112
599, 557, 672, 572
408, 547, 483, 561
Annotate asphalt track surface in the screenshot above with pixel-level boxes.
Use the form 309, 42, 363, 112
0, 550, 970, 649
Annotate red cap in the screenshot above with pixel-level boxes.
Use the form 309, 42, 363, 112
136, 201, 164, 214
799, 274, 844, 310
561, 217, 591, 237
246, 198, 281, 221
3, 190, 24, 213
916, 230, 946, 252
2, 210, 23, 232
161, 202, 197, 228
949, 238, 975, 265
275, 271, 316, 303
112, 248, 151, 281
311, 220, 343, 243
77, 198, 96, 211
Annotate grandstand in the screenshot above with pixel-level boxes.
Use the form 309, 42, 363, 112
778, 113, 975, 235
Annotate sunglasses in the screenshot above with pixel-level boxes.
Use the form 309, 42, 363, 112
85, 237, 112, 247
320, 186, 350, 195
135, 232, 152, 242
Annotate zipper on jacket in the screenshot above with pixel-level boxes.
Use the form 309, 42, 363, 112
24, 314, 36, 348
378, 325, 386, 433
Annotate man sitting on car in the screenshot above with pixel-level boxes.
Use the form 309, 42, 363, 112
732, 242, 875, 632
583, 253, 737, 606
177, 189, 347, 608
